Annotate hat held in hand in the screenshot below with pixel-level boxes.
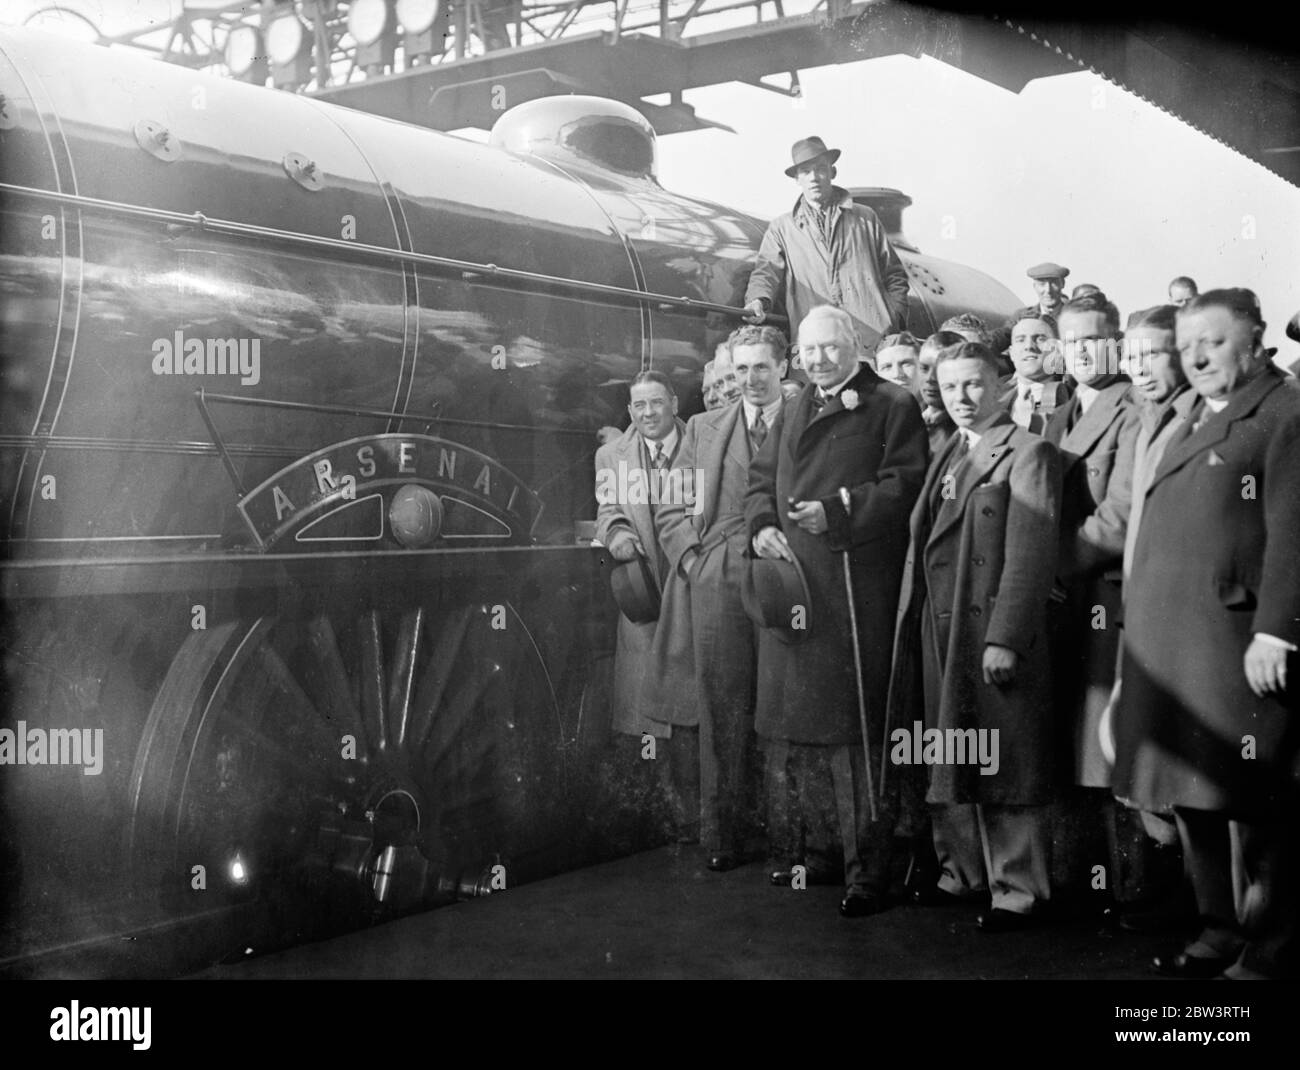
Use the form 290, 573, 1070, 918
609, 554, 661, 624
742, 553, 813, 644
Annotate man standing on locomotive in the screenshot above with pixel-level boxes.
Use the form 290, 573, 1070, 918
744, 138, 911, 355
595, 371, 699, 841
745, 306, 928, 916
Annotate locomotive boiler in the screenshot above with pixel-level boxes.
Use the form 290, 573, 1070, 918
0, 27, 1019, 976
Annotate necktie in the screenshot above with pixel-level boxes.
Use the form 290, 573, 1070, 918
932, 432, 969, 509
811, 391, 828, 413
949, 431, 971, 472
648, 443, 670, 575
751, 410, 768, 450
1190, 401, 1221, 435
1014, 386, 1034, 428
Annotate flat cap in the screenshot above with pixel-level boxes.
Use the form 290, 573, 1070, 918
1027, 262, 1069, 280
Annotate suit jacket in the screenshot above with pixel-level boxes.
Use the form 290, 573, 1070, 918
889, 416, 1062, 804
1114, 366, 1300, 817
644, 400, 787, 727
744, 187, 909, 350
1043, 379, 1140, 786
744, 364, 928, 744
594, 419, 687, 736
922, 405, 957, 459
999, 377, 1075, 435
1122, 387, 1197, 584
1045, 380, 1141, 580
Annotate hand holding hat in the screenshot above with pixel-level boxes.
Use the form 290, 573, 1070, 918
607, 528, 644, 562
752, 525, 794, 562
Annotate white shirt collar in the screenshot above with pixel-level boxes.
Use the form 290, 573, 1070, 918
1076, 382, 1101, 414
819, 368, 858, 399
643, 427, 678, 459
1204, 396, 1230, 413
743, 397, 784, 427
960, 426, 981, 448
1015, 378, 1046, 400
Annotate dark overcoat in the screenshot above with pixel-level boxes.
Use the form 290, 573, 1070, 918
1043, 380, 1140, 786
1113, 366, 1300, 819
888, 417, 1062, 804
594, 419, 688, 736
924, 407, 957, 458
743, 364, 927, 745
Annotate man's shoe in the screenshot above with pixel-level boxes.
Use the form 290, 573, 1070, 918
840, 893, 890, 918
1152, 949, 1238, 979
707, 854, 741, 872
976, 908, 1034, 933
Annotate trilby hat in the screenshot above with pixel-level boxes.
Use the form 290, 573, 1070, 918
785, 136, 841, 178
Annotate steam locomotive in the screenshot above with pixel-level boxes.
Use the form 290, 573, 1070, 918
0, 27, 1019, 975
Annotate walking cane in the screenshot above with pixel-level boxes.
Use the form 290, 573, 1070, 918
838, 487, 878, 822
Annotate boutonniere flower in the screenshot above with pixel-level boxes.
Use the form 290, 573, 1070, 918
840, 389, 860, 411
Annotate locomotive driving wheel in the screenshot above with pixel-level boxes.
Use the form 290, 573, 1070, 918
127, 599, 564, 954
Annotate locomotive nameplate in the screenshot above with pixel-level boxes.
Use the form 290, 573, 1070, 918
237, 434, 543, 549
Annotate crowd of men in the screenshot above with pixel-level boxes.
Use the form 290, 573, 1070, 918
592, 136, 1300, 980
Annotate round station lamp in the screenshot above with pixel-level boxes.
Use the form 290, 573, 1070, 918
265, 8, 313, 89
224, 24, 268, 84
348, 0, 397, 74
396, 0, 446, 65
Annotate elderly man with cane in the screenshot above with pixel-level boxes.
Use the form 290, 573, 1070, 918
745, 305, 927, 916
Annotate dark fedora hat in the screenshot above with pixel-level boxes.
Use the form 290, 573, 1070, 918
610, 555, 661, 624
742, 553, 813, 644
784, 136, 841, 178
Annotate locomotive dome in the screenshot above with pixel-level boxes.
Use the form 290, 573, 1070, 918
489, 95, 659, 181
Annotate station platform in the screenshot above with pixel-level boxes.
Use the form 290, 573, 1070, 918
194, 844, 1169, 980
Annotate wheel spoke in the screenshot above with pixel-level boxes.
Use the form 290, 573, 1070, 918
253, 641, 337, 747
409, 604, 474, 752
207, 711, 349, 792
386, 607, 425, 751
304, 616, 369, 763
424, 658, 501, 774
359, 609, 388, 754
